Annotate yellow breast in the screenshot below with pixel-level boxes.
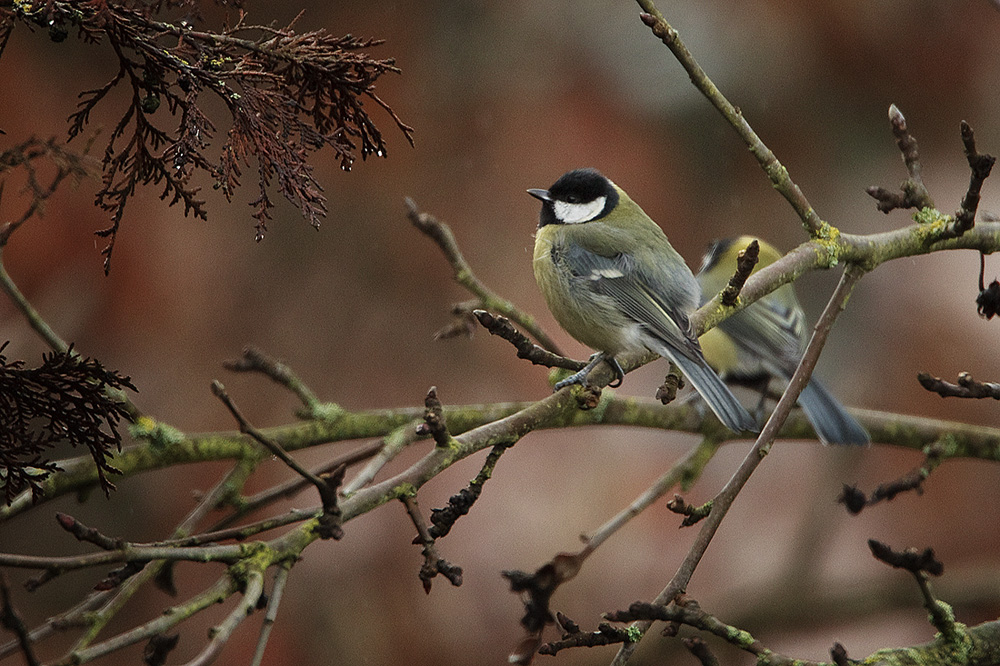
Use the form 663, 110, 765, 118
532, 225, 635, 354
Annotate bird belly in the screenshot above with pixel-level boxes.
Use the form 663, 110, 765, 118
533, 234, 642, 355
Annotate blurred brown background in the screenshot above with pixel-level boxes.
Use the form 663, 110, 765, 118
1, 0, 999, 664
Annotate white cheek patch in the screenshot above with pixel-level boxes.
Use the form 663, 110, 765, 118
553, 196, 606, 224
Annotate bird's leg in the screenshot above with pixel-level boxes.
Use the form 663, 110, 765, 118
554, 353, 604, 390
605, 357, 625, 388
554, 352, 625, 391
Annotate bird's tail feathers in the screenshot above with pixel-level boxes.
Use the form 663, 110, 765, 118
656, 343, 758, 434
797, 379, 870, 446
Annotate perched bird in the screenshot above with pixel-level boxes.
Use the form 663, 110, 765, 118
697, 236, 870, 445
529, 168, 757, 433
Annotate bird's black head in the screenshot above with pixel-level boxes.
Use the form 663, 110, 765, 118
528, 168, 619, 228
698, 238, 737, 275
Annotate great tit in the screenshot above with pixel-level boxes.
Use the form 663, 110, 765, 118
529, 168, 757, 433
697, 236, 870, 445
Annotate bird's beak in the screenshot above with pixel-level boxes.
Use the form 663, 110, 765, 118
526, 188, 551, 202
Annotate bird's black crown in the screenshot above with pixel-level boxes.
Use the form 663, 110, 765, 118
548, 168, 615, 204
534, 168, 620, 227
700, 238, 738, 273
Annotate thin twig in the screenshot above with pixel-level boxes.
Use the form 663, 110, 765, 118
212, 381, 328, 492
866, 104, 934, 213
635, 4, 824, 235
0, 252, 141, 421
211, 380, 343, 538
891, 103, 924, 185
426, 443, 510, 539
215, 442, 382, 526
580, 437, 719, 554
605, 599, 819, 665
914, 570, 953, 635
0, 572, 40, 666
867, 540, 960, 642
537, 623, 632, 656
223, 346, 320, 414
0, 591, 111, 661
918, 372, 1000, 400
181, 568, 265, 666
19, 458, 245, 651
611, 264, 865, 665
144, 509, 318, 549
249, 565, 290, 666
55, 513, 123, 550
69, 460, 257, 652
5, 455, 251, 666
840, 442, 944, 514
401, 495, 462, 594
947, 121, 996, 238
505, 437, 719, 663
0, 543, 246, 571
0, 256, 71, 355
719, 239, 759, 307
68, 575, 237, 664
342, 426, 418, 496
405, 197, 564, 354
7, 231, 1000, 522
473, 310, 584, 372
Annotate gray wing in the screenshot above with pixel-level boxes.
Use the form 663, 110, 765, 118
720, 296, 805, 377
561, 244, 703, 362
561, 243, 758, 432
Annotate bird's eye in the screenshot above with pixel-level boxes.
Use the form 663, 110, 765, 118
566, 195, 581, 204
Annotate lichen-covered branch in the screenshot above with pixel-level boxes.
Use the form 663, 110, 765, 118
4, 388, 999, 524
611, 265, 864, 666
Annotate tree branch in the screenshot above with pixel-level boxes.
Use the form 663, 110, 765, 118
918, 371, 1000, 400
249, 565, 290, 666
216, 442, 382, 528
505, 436, 721, 663
405, 197, 565, 354
211, 380, 344, 539
181, 568, 265, 666
611, 265, 865, 665
947, 120, 996, 238
223, 346, 322, 416
0, 572, 39, 666
719, 239, 759, 306
867, 104, 934, 213
6, 386, 1000, 525
65, 575, 238, 665
401, 495, 463, 593
341, 425, 419, 496
635, 4, 825, 236
0, 543, 246, 572
473, 310, 584, 372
